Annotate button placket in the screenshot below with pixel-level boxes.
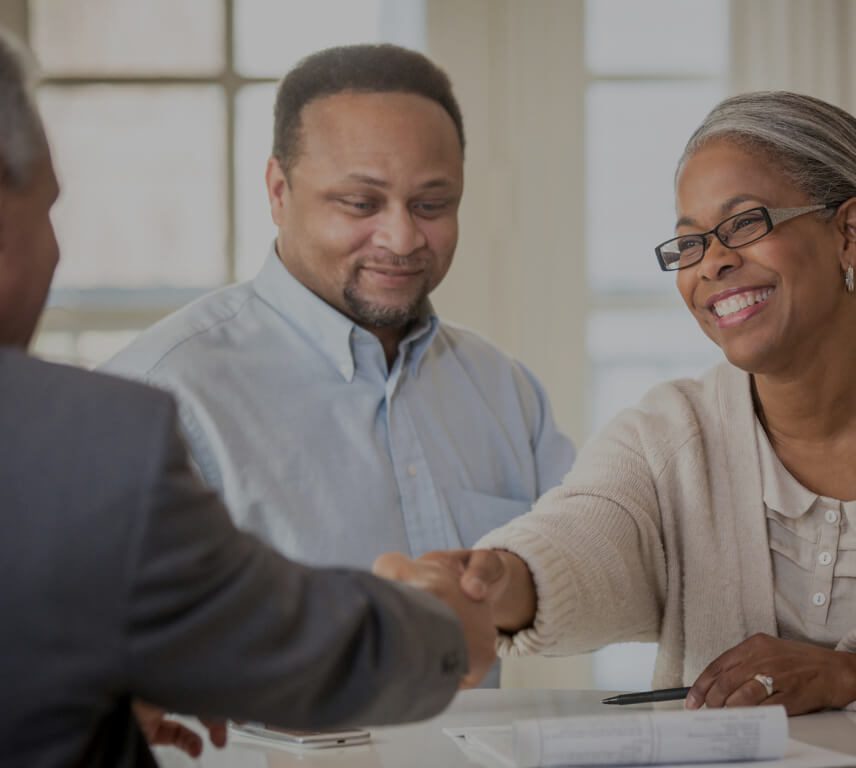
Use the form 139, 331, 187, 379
808, 503, 841, 625
386, 386, 449, 556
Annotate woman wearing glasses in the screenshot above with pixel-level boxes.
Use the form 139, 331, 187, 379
377, 91, 856, 715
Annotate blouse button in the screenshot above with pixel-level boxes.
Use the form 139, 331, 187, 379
824, 508, 840, 525
812, 592, 827, 607
818, 551, 833, 566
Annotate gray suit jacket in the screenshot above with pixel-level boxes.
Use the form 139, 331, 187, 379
0, 348, 465, 768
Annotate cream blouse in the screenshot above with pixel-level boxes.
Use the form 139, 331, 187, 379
756, 420, 856, 648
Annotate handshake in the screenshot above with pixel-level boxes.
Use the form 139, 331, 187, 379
372, 549, 537, 688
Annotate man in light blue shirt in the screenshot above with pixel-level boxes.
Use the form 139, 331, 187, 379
104, 44, 574, 570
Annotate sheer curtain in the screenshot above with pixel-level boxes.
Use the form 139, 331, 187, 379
729, 0, 856, 110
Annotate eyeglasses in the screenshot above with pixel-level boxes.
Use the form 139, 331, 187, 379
655, 202, 842, 272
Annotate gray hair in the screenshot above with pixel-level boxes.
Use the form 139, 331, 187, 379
678, 91, 856, 205
0, 27, 44, 188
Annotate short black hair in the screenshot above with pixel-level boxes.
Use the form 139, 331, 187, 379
272, 43, 465, 176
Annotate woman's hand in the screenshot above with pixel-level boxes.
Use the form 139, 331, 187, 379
133, 700, 227, 758
418, 549, 538, 634
686, 633, 856, 715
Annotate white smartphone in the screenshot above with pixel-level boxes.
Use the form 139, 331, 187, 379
230, 722, 371, 748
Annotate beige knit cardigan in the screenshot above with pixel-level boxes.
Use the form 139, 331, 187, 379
477, 362, 856, 687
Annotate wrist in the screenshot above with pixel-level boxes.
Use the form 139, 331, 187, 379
494, 550, 537, 634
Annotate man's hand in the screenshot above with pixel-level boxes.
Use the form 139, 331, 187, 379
686, 633, 856, 715
420, 549, 537, 634
373, 552, 497, 688
133, 700, 227, 758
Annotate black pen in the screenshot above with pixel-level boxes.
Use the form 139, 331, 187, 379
601, 686, 691, 705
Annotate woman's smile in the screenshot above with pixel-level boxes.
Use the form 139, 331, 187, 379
706, 285, 775, 327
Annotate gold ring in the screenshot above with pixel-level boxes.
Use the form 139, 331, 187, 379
753, 673, 774, 697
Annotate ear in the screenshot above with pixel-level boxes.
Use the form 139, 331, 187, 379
836, 196, 856, 270
264, 155, 289, 227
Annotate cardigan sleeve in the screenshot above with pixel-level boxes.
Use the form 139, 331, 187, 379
475, 406, 674, 658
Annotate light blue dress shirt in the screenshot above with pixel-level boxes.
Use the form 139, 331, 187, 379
104, 248, 575, 568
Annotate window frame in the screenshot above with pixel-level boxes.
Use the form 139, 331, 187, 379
28, 0, 279, 345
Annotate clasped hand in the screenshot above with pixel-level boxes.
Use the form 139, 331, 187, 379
372, 551, 499, 688
373, 547, 539, 687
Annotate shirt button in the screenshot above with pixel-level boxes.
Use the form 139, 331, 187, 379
824, 509, 840, 524
818, 551, 833, 566
407, 464, 417, 478
812, 592, 827, 607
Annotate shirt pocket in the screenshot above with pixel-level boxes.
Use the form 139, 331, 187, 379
445, 488, 532, 548
767, 517, 817, 572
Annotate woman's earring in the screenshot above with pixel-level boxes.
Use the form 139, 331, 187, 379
847, 264, 855, 294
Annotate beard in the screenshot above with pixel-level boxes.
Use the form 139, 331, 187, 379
343, 279, 428, 328
342, 258, 431, 328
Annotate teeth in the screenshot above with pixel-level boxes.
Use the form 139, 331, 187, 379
712, 288, 773, 318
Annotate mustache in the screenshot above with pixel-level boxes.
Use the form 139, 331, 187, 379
355, 254, 427, 270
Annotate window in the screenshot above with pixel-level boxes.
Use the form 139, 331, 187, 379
583, 0, 729, 690
28, 0, 424, 367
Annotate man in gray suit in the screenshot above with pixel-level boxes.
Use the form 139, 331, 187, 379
0, 29, 495, 768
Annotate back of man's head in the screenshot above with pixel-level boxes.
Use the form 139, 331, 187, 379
272, 43, 465, 177
0, 28, 43, 190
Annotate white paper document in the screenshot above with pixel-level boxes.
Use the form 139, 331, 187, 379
444, 706, 856, 768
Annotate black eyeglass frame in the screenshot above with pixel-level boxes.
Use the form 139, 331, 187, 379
654, 202, 844, 272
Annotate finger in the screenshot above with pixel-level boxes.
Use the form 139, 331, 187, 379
705, 661, 775, 709
461, 549, 505, 600
152, 720, 203, 758
420, 549, 469, 575
201, 720, 229, 749
722, 677, 772, 708
372, 552, 414, 580
459, 658, 494, 690
686, 644, 751, 708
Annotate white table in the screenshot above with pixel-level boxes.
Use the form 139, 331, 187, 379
160, 689, 856, 768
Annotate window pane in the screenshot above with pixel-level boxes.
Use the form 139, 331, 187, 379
586, 307, 724, 432
235, 83, 278, 281
585, 0, 728, 76
234, 0, 425, 77
586, 82, 723, 295
30, 0, 224, 75
40, 85, 227, 288
76, 330, 141, 368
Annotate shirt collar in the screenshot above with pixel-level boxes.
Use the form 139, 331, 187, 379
754, 417, 817, 518
252, 243, 439, 381
399, 305, 439, 375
